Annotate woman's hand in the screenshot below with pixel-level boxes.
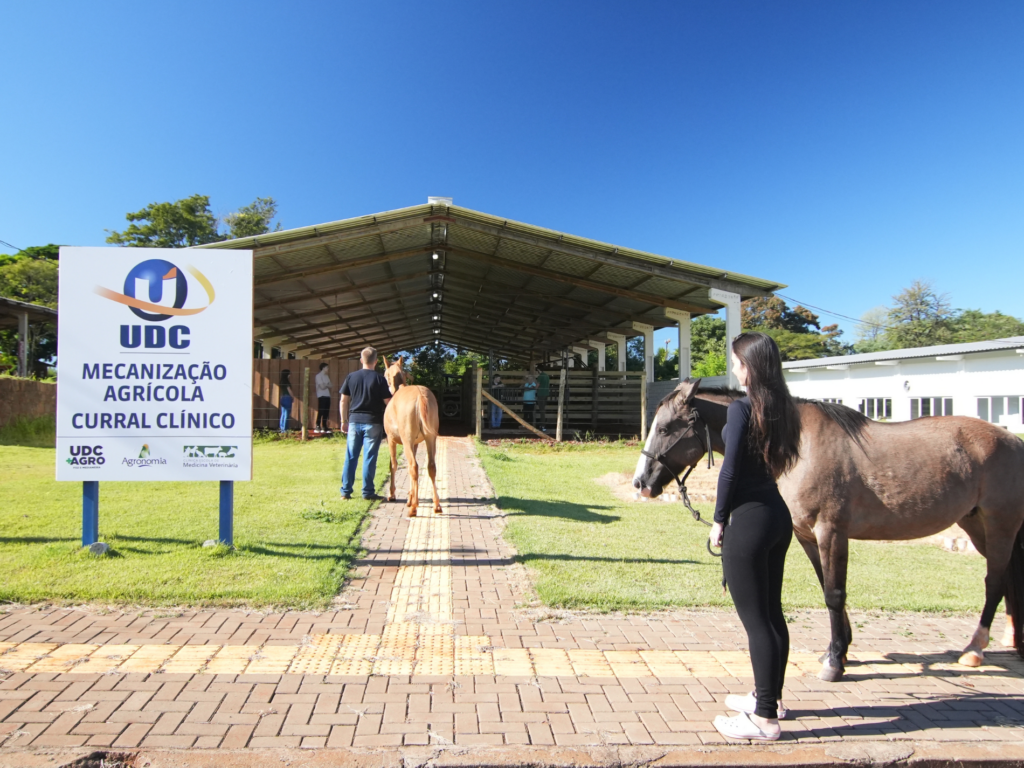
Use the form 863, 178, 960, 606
709, 522, 724, 549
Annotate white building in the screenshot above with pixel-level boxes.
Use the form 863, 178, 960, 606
782, 337, 1024, 431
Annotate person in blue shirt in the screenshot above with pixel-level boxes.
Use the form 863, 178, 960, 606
339, 347, 392, 500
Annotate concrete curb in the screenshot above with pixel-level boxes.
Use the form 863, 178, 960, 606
6, 742, 1024, 768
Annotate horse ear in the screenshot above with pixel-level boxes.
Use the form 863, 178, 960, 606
396, 357, 403, 369
673, 378, 701, 406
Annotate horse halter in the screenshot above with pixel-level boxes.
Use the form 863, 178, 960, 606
640, 406, 721, 557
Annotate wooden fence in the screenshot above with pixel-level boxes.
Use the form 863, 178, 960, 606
253, 358, 359, 431
471, 368, 645, 439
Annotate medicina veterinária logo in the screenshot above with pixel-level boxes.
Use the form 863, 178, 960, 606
56, 247, 252, 482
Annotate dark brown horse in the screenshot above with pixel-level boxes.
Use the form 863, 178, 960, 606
633, 379, 1024, 681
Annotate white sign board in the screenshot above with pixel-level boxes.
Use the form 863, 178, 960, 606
56, 247, 253, 481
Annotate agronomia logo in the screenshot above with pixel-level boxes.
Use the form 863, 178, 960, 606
122, 445, 167, 468
94, 258, 215, 322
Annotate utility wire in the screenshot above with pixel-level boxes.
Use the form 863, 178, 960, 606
0, 239, 24, 254
773, 292, 1024, 347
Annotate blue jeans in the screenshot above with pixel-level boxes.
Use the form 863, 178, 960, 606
490, 403, 503, 429
341, 422, 384, 498
279, 395, 293, 432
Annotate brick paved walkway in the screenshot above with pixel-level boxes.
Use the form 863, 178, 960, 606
1, 436, 1023, 759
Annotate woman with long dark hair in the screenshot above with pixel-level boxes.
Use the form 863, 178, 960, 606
710, 332, 801, 741
279, 369, 293, 433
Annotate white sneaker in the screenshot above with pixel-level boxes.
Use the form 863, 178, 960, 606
724, 691, 788, 720
713, 711, 780, 741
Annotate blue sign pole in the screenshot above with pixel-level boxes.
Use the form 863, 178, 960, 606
219, 480, 233, 546
82, 481, 99, 546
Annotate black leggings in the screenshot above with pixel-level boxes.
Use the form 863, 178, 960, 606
722, 499, 792, 719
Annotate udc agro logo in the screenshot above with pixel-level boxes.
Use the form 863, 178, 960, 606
94, 258, 215, 322
67, 445, 105, 466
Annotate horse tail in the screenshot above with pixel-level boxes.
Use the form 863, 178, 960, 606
1006, 525, 1024, 657
418, 391, 438, 437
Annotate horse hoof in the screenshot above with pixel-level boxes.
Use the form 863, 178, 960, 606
1001, 630, 1015, 648
819, 663, 844, 682
958, 650, 984, 667
434, 507, 443, 514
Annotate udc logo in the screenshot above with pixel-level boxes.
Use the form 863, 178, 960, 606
95, 258, 215, 322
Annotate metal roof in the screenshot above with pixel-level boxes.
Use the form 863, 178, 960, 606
202, 202, 786, 360
0, 296, 57, 330
783, 336, 1024, 370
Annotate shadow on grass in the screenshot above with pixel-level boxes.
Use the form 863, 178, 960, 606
497, 497, 620, 523
519, 552, 700, 566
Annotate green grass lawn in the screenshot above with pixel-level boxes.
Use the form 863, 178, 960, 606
479, 441, 988, 613
0, 431, 392, 608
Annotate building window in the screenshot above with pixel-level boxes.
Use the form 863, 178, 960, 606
977, 396, 1022, 424
820, 398, 843, 404
911, 397, 953, 419
858, 398, 891, 420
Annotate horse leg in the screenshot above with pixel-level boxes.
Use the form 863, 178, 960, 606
406, 441, 420, 518
817, 529, 851, 682
1002, 614, 1016, 649
958, 511, 1019, 651
386, 437, 399, 502
425, 434, 441, 514
799, 534, 853, 664
959, 515, 1014, 666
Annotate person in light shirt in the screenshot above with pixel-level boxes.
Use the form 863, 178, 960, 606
314, 362, 332, 434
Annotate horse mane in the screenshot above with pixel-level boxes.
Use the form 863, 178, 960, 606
656, 384, 745, 412
797, 398, 869, 442
659, 384, 870, 444
697, 385, 745, 398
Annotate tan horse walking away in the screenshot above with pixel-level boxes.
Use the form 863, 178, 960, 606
382, 357, 442, 517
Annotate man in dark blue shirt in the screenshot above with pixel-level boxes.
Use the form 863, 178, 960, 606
339, 347, 392, 500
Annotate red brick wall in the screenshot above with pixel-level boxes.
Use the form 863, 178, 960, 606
0, 378, 56, 428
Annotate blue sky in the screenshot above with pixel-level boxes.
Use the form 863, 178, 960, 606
2, 1, 1022, 350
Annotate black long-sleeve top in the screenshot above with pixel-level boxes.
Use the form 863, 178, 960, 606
714, 397, 783, 524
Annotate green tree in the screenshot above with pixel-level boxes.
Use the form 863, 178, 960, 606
224, 197, 282, 239
690, 315, 727, 376
106, 194, 225, 248
884, 280, 954, 348
692, 349, 726, 377
742, 296, 820, 334
653, 345, 678, 380
742, 295, 851, 360
949, 309, 1024, 343
0, 244, 59, 375
853, 306, 890, 353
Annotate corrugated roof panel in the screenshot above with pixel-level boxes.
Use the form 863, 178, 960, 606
447, 226, 499, 254
325, 234, 385, 260
493, 238, 550, 266
784, 336, 1024, 369
539, 251, 603, 279
380, 227, 432, 253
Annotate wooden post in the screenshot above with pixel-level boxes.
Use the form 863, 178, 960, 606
481, 390, 554, 441
17, 312, 28, 378
640, 375, 648, 441
555, 368, 566, 442
591, 368, 599, 433
474, 366, 483, 440
300, 366, 310, 440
